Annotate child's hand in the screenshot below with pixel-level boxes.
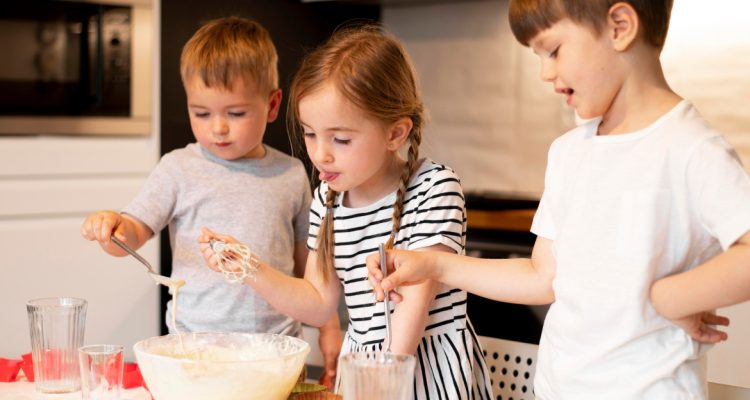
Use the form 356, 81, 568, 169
80, 210, 125, 244
317, 326, 342, 390
198, 227, 240, 273
366, 249, 436, 303
670, 311, 730, 343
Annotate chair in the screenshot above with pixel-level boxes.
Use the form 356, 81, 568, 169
708, 382, 750, 400
478, 335, 539, 400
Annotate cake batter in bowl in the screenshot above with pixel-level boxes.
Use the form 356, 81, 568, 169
134, 332, 309, 400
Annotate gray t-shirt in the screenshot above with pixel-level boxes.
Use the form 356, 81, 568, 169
123, 143, 311, 336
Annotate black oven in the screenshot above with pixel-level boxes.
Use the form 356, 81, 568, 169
0, 0, 131, 117
464, 192, 547, 344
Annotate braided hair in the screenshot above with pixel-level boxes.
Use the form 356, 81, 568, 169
287, 24, 426, 281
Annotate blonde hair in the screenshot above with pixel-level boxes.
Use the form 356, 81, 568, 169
287, 25, 425, 280
509, 0, 673, 49
180, 17, 278, 94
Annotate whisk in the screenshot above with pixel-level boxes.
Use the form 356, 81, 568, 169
210, 239, 260, 283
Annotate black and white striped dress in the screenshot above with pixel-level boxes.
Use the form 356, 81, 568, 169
308, 159, 492, 400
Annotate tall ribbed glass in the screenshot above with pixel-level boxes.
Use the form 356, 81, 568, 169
26, 297, 87, 394
341, 352, 415, 400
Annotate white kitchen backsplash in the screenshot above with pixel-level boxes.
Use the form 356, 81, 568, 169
385, 0, 567, 197
385, 0, 750, 196
662, 0, 750, 168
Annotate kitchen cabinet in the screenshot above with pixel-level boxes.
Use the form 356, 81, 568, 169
0, 136, 161, 361
0, 0, 160, 362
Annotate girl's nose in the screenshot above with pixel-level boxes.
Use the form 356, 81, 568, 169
314, 143, 333, 164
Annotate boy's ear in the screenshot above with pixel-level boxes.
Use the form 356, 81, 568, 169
387, 117, 413, 151
607, 2, 639, 52
266, 89, 283, 122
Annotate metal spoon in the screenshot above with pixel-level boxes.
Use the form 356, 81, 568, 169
111, 236, 183, 287
379, 243, 392, 353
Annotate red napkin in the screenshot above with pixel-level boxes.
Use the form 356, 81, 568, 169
20, 353, 33, 382
123, 363, 145, 389
17, 354, 145, 389
19, 350, 72, 382
0, 358, 23, 382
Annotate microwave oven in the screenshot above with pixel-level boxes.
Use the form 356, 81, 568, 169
0, 0, 153, 135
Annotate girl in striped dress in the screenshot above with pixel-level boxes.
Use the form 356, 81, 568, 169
200, 24, 492, 399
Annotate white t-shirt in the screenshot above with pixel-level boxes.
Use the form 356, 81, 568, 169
531, 101, 750, 399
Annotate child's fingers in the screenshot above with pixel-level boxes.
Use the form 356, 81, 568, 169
365, 252, 386, 300
703, 313, 730, 327
80, 217, 95, 240
98, 218, 110, 242
387, 290, 403, 303
198, 239, 220, 271
100, 218, 118, 244
81, 212, 111, 242
365, 253, 384, 281
203, 228, 239, 245
369, 276, 385, 301
204, 253, 220, 272
93, 212, 123, 243
199, 227, 216, 242
85, 217, 103, 241
696, 324, 728, 343
319, 368, 335, 389
198, 240, 209, 252
381, 274, 400, 292
111, 224, 128, 243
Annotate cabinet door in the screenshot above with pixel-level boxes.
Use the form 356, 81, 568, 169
0, 136, 160, 361
0, 216, 160, 361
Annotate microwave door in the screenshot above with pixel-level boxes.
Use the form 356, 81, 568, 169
0, 1, 131, 118
83, 8, 103, 112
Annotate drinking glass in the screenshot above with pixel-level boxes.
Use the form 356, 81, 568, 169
340, 351, 415, 400
26, 297, 87, 393
79, 344, 124, 400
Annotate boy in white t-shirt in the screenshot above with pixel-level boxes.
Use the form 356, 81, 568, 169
367, 1, 750, 398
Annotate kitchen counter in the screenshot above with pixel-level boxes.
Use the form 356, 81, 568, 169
465, 191, 538, 232
0, 381, 151, 400
466, 208, 535, 231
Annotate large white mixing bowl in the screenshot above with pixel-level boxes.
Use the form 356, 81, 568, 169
133, 332, 310, 400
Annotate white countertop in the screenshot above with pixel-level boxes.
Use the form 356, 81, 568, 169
0, 381, 151, 400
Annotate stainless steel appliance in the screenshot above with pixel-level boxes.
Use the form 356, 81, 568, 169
0, 0, 153, 135
464, 192, 547, 344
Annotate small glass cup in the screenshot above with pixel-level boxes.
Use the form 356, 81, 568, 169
340, 351, 416, 400
26, 297, 87, 394
79, 344, 124, 400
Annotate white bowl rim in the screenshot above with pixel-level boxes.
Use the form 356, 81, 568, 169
133, 331, 310, 364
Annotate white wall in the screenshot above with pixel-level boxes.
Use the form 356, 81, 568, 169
384, 0, 750, 194
0, 1, 161, 362
662, 1, 750, 388
384, 0, 570, 197
384, 0, 750, 389
662, 0, 750, 168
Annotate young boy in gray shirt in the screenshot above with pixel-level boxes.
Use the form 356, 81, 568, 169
81, 16, 342, 383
